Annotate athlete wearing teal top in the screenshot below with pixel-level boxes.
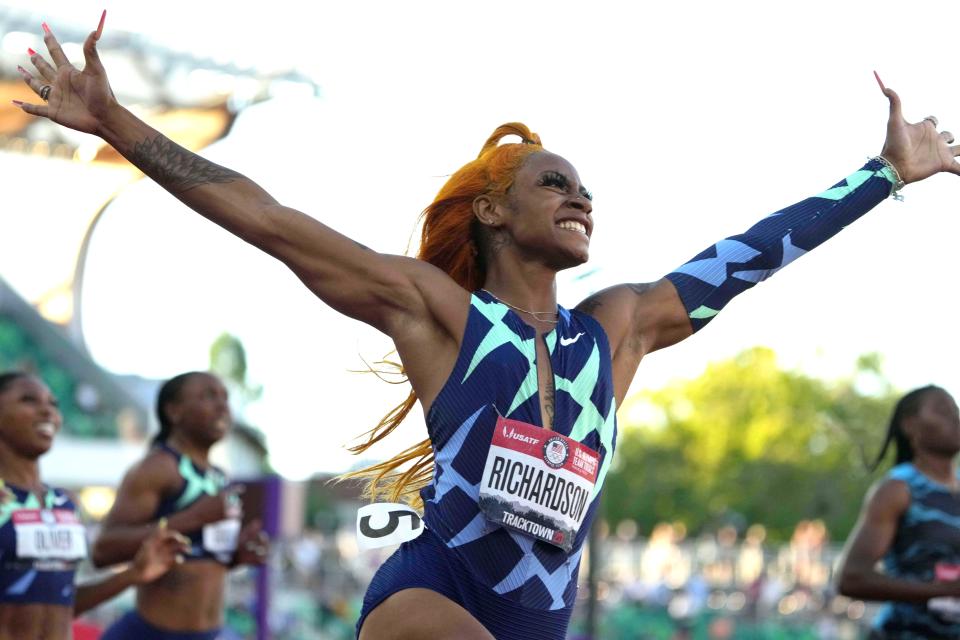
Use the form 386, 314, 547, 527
839, 386, 960, 639
93, 372, 267, 639
151, 442, 235, 563
0, 372, 184, 640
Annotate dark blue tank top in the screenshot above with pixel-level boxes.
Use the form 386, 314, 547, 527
153, 444, 233, 563
0, 482, 83, 606
874, 463, 960, 638
420, 291, 617, 611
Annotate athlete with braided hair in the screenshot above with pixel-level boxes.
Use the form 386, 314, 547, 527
15, 14, 960, 639
838, 386, 960, 639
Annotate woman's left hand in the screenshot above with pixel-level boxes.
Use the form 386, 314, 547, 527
233, 519, 270, 566
876, 72, 960, 184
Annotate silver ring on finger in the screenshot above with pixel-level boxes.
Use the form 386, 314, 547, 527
39, 85, 51, 101
924, 115, 939, 128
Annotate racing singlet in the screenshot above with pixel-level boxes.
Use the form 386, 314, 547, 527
420, 290, 617, 611
0, 481, 85, 605
153, 444, 239, 564
874, 463, 960, 639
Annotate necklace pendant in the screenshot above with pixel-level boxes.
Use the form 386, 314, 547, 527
482, 289, 559, 323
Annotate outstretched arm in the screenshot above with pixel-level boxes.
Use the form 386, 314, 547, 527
836, 479, 960, 602
15, 15, 466, 342
663, 155, 898, 332
580, 74, 960, 402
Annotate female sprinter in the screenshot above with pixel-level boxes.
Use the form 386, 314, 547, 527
92, 371, 269, 640
0, 371, 187, 640
838, 386, 960, 639
15, 14, 960, 640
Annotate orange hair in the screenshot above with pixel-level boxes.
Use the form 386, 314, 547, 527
342, 123, 544, 510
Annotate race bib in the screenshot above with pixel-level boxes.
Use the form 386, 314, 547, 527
202, 518, 241, 554
356, 503, 424, 550
930, 563, 960, 621
937, 562, 960, 582
479, 416, 598, 552
14, 509, 87, 560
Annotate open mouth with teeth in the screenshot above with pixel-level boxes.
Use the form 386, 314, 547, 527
557, 220, 588, 235
36, 422, 57, 437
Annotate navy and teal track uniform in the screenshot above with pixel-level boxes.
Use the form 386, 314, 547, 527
0, 483, 84, 606
358, 290, 617, 639
101, 445, 232, 640
153, 443, 235, 563
873, 463, 960, 639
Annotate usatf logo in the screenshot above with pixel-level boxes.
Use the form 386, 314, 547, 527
543, 436, 569, 469
502, 424, 539, 446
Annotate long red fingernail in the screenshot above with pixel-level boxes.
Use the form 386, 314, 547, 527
96, 10, 106, 38
873, 70, 886, 91
16, 65, 25, 74
42, 22, 51, 34
11, 100, 23, 106
27, 48, 36, 56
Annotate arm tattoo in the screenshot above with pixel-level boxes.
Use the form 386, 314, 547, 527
130, 135, 242, 194
575, 293, 603, 316
543, 376, 555, 429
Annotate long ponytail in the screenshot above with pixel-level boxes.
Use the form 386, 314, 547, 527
153, 372, 204, 446
342, 124, 544, 509
870, 385, 943, 471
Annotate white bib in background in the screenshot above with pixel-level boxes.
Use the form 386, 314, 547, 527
202, 518, 241, 554
14, 509, 87, 560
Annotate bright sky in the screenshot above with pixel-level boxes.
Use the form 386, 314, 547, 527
4, 0, 960, 479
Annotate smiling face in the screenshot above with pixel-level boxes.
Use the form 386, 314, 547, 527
904, 388, 960, 459
0, 375, 61, 459
163, 373, 231, 447
477, 151, 594, 271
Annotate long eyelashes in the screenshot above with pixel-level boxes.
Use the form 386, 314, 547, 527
538, 171, 569, 190
538, 171, 593, 201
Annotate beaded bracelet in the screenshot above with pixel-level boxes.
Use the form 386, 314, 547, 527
872, 155, 905, 201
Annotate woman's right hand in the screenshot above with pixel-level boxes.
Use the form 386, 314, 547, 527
14, 12, 117, 135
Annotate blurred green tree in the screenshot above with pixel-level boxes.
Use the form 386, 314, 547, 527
605, 347, 898, 542
210, 332, 263, 411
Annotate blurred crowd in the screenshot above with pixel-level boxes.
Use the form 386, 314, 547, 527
573, 519, 874, 639
70, 517, 873, 639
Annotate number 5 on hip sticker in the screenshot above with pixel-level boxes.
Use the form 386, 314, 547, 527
356, 503, 424, 550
